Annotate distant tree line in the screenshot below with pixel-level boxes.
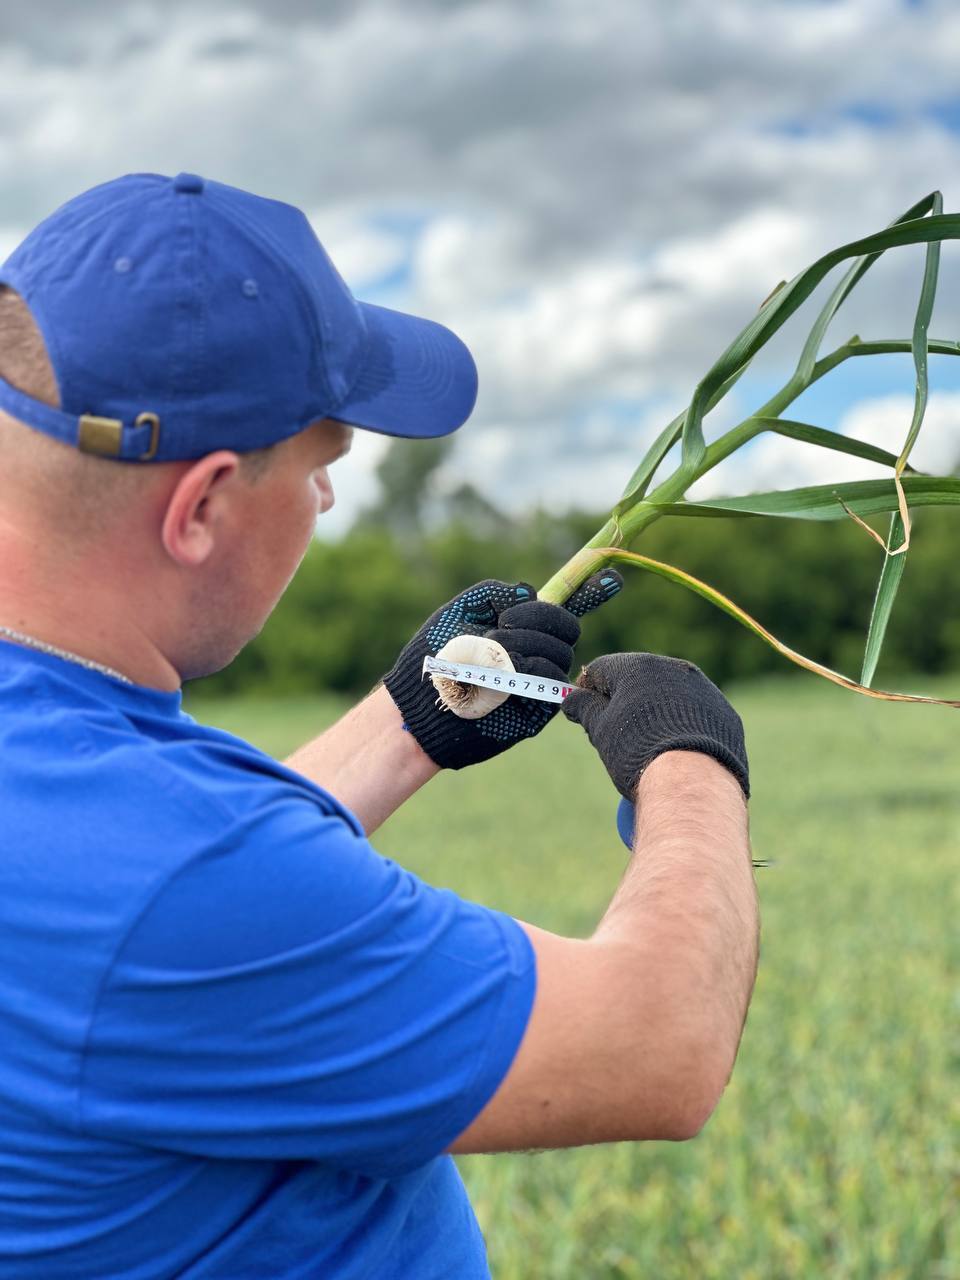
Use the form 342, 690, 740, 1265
190, 489, 960, 701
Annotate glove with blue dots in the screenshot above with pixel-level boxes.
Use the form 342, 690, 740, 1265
384, 572, 623, 769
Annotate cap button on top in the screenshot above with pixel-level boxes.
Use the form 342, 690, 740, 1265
173, 172, 204, 194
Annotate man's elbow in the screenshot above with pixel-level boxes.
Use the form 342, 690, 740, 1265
632, 1033, 741, 1143
670, 1080, 726, 1141
652, 1083, 725, 1143
673, 1033, 743, 1140
668, 942, 758, 1140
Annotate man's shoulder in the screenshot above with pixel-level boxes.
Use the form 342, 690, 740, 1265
3, 679, 374, 994
147, 712, 360, 829
10, 669, 355, 822
1, 671, 364, 891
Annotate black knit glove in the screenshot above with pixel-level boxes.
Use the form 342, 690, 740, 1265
384, 573, 623, 769
561, 653, 750, 800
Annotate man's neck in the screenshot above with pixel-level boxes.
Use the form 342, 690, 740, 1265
0, 524, 181, 692
0, 605, 181, 691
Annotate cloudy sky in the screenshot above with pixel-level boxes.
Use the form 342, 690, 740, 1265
3, 0, 960, 535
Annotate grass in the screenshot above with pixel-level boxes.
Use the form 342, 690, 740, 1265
187, 674, 960, 1279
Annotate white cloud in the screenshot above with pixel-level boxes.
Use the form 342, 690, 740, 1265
0, 227, 26, 265
309, 212, 407, 291
651, 208, 820, 301
3, 0, 960, 531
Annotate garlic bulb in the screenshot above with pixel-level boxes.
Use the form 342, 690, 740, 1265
430, 634, 516, 719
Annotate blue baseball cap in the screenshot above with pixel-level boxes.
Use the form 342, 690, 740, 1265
0, 172, 478, 462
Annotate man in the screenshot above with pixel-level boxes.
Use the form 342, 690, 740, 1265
0, 173, 758, 1278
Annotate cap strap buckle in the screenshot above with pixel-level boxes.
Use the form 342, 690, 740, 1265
78, 412, 160, 461
135, 412, 160, 461
77, 414, 123, 457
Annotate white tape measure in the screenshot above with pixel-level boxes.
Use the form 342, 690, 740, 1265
422, 655, 575, 704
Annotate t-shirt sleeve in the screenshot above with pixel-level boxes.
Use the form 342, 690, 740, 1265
79, 790, 536, 1180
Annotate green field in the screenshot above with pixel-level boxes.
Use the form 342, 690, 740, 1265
187, 675, 960, 1279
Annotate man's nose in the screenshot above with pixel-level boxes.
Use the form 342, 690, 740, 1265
315, 471, 335, 515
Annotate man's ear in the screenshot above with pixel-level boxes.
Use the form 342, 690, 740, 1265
160, 451, 242, 568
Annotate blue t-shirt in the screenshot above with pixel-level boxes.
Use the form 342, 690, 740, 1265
0, 640, 536, 1278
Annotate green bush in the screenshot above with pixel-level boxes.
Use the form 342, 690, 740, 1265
189, 507, 960, 699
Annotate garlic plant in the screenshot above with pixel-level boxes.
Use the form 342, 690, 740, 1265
533, 192, 960, 709
430, 635, 515, 717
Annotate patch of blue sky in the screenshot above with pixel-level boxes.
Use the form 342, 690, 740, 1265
358, 257, 414, 306
581, 396, 660, 438
346, 207, 430, 305
841, 103, 900, 129
762, 115, 819, 139
766, 103, 900, 138
559, 352, 960, 500
926, 100, 960, 132
769, 99, 960, 138
368, 209, 433, 239
703, 353, 960, 441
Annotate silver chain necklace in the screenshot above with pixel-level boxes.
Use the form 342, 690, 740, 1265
0, 624, 134, 685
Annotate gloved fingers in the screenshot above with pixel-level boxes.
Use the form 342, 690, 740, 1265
560, 684, 605, 730
572, 654, 623, 697
564, 570, 624, 618
575, 651, 681, 695
496, 600, 581, 646
460, 580, 535, 628
486, 626, 573, 673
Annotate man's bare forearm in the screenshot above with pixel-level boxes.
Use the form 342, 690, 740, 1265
447, 748, 759, 1152
284, 685, 439, 834
592, 750, 759, 1132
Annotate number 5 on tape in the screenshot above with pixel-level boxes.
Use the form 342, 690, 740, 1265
422, 655, 574, 704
